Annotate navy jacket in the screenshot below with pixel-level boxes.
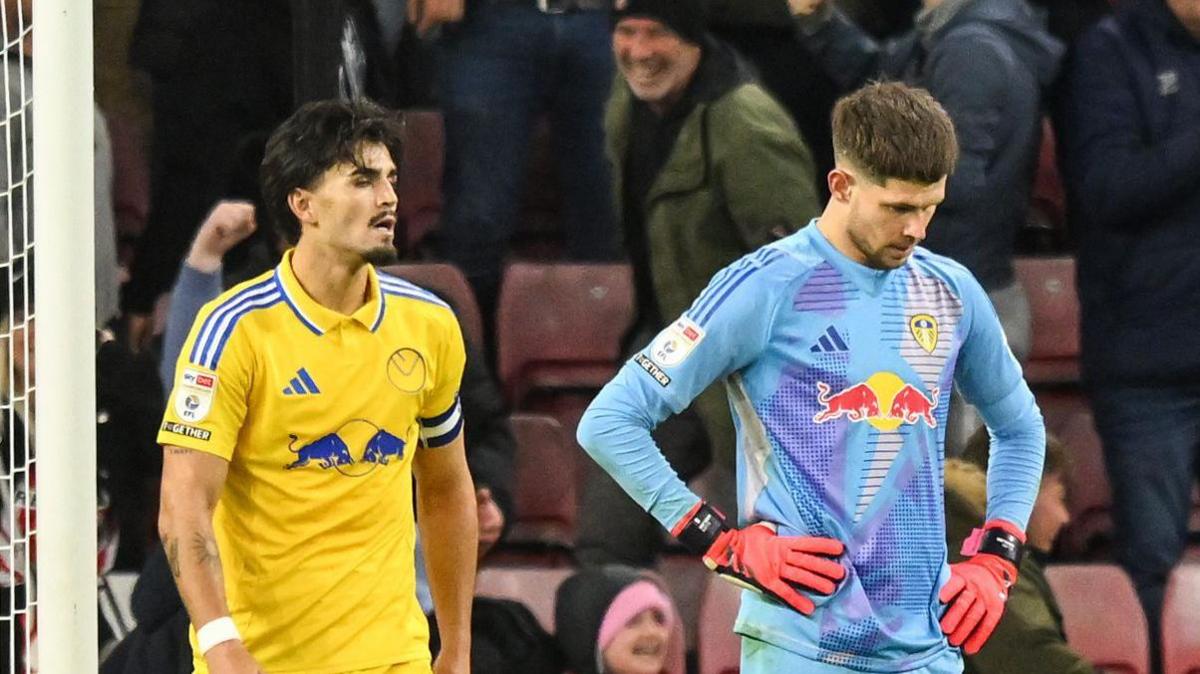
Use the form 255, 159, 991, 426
796, 0, 1063, 290
1061, 0, 1200, 386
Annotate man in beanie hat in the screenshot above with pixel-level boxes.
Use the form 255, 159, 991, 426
576, 0, 823, 568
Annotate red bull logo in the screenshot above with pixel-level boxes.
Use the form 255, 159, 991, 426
813, 372, 939, 430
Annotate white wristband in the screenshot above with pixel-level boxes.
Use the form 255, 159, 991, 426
197, 616, 242, 655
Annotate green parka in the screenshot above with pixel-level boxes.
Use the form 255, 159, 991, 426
605, 59, 821, 459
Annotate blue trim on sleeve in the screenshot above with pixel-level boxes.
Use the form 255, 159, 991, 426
190, 277, 278, 366
694, 249, 785, 327
208, 291, 283, 368
378, 274, 452, 310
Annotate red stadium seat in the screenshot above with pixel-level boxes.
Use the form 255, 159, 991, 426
507, 413, 577, 550
1163, 563, 1200, 674
1013, 256, 1081, 385
1036, 391, 1113, 557
698, 574, 743, 674
381, 262, 483, 349
1045, 564, 1150, 674
475, 566, 576, 632
396, 109, 444, 254
496, 262, 635, 405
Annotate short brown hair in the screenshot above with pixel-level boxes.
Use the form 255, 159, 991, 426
831, 81, 959, 184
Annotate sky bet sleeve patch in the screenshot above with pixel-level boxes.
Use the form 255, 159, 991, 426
174, 367, 218, 423
650, 317, 706, 368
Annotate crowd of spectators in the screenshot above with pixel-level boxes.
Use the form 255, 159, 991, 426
0, 0, 1195, 671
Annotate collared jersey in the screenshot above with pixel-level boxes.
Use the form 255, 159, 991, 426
578, 223, 1044, 671
158, 250, 466, 674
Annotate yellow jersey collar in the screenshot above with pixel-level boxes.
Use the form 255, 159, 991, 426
274, 249, 387, 335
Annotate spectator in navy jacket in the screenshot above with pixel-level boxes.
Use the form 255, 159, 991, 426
1060, 0, 1200, 668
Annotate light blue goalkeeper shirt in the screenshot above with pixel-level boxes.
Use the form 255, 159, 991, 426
577, 222, 1044, 671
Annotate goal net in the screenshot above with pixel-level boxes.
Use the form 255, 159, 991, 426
1, 0, 36, 669
2, 0, 97, 672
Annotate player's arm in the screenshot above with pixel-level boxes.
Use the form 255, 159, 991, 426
942, 271, 1046, 654
158, 447, 263, 674
414, 431, 476, 674
577, 254, 845, 615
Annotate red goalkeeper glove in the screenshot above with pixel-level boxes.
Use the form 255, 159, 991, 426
939, 520, 1025, 654
671, 501, 845, 615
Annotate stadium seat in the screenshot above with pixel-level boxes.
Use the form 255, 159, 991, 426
1045, 564, 1150, 674
496, 262, 634, 405
698, 574, 743, 674
475, 566, 576, 632
396, 109, 444, 254
1013, 256, 1080, 385
507, 413, 577, 550
381, 262, 483, 349
1036, 391, 1113, 557
1163, 563, 1200, 674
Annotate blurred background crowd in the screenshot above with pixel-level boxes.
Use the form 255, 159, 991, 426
1, 0, 1197, 671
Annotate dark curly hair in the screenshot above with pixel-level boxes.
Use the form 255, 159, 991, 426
259, 98, 404, 245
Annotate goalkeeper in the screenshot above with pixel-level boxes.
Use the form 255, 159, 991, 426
576, 81, 1045, 674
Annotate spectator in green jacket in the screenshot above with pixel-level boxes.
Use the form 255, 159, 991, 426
945, 428, 1098, 674
576, 0, 823, 568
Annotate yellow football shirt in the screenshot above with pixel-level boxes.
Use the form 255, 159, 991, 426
158, 250, 466, 674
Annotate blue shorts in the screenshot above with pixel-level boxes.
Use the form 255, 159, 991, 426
739, 636, 963, 674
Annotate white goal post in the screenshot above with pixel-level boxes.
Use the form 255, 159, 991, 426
31, 0, 96, 671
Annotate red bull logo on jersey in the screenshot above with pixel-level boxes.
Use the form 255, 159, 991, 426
813, 372, 939, 431
285, 419, 407, 477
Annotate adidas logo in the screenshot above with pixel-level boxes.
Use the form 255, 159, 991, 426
282, 368, 322, 396
810, 326, 849, 353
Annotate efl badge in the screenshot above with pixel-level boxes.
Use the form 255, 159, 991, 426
909, 314, 938, 354
175, 367, 217, 422
651, 317, 705, 368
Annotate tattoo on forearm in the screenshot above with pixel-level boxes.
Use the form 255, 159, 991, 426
191, 532, 221, 570
165, 536, 182, 578
167, 448, 194, 455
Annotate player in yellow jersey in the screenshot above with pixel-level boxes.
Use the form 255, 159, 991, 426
157, 99, 477, 674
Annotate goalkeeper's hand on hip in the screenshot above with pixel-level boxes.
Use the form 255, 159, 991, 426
939, 520, 1026, 654
672, 501, 846, 615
